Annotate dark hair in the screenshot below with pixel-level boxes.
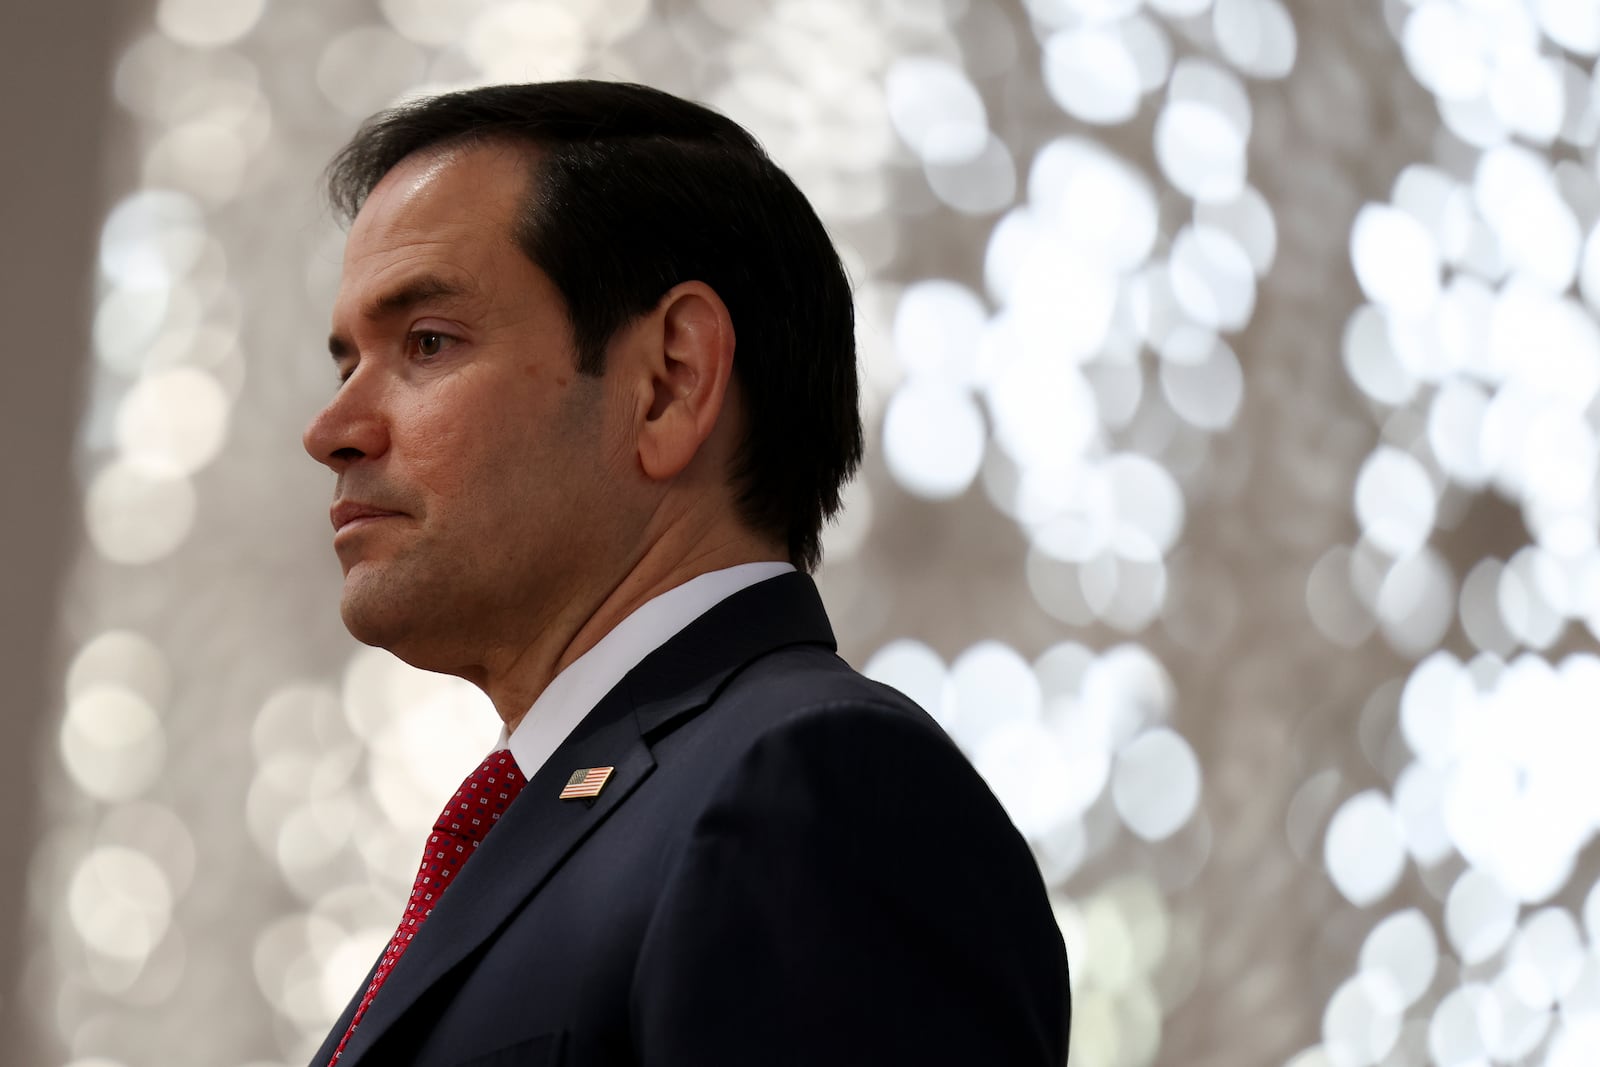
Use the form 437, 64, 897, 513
325, 81, 861, 573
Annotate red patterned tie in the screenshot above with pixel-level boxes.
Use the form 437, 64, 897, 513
329, 750, 527, 1064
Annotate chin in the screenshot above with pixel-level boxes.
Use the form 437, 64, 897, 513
340, 589, 466, 680
340, 597, 405, 652
339, 572, 419, 652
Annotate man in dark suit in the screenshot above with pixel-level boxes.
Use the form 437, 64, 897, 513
302, 81, 1069, 1066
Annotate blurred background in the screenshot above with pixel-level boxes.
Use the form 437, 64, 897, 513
7, 0, 1600, 1064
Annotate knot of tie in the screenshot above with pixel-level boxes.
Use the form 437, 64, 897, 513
328, 750, 527, 1064
417, 750, 527, 907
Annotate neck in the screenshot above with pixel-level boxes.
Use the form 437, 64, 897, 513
475, 519, 785, 732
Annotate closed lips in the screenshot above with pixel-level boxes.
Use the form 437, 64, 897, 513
331, 503, 404, 531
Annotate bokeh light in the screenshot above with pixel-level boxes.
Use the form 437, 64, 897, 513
36, 0, 1600, 1065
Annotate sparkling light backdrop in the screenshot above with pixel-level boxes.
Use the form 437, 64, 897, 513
30, 0, 1600, 1065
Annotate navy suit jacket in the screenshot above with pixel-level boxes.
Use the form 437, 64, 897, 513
311, 572, 1070, 1066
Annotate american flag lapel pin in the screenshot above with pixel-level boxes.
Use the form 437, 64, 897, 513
559, 766, 614, 800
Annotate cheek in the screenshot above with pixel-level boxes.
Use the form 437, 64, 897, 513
393, 379, 515, 495
401, 413, 471, 491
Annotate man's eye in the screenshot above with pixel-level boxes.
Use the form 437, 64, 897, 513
415, 332, 447, 357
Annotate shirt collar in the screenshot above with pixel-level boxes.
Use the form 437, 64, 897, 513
495, 561, 795, 779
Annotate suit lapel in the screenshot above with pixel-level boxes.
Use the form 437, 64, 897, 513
332, 693, 652, 1066
327, 572, 836, 1066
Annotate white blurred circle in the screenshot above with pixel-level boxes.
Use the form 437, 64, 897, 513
1521, 408, 1597, 511
882, 381, 986, 500
463, 2, 587, 81
1445, 868, 1518, 964
1154, 100, 1246, 202
948, 641, 1043, 739
1022, 462, 1115, 562
1322, 973, 1402, 1067
1505, 907, 1584, 1010
1579, 221, 1600, 317
925, 134, 1017, 215
1376, 548, 1455, 656
1169, 226, 1256, 331
94, 287, 172, 376
1429, 984, 1501, 1067
68, 629, 170, 707
1486, 283, 1600, 406
381, 0, 491, 45
862, 639, 948, 726
1325, 790, 1406, 906
316, 25, 427, 118
1043, 28, 1141, 125
1081, 644, 1174, 746
1402, 2, 1492, 101
886, 57, 988, 165
1170, 57, 1252, 136
156, 0, 266, 46
1213, 0, 1296, 80
1359, 909, 1438, 1010
1547, 1018, 1600, 1067
1003, 241, 1120, 361
100, 190, 206, 290
1427, 379, 1491, 487
1399, 651, 1471, 767
893, 280, 987, 383
1100, 537, 1168, 633
1160, 333, 1244, 430
1030, 138, 1159, 272
1026, 549, 1095, 625
1488, 52, 1564, 144
1498, 546, 1567, 650
144, 119, 250, 206
85, 460, 197, 565
1351, 205, 1441, 316
1119, 14, 1174, 91
1393, 165, 1472, 262
1111, 727, 1201, 841
1487, 968, 1554, 1062
1475, 147, 1581, 292
1104, 453, 1185, 554
1342, 305, 1418, 406
1436, 275, 1495, 380
60, 685, 166, 803
1195, 185, 1277, 275
1537, 0, 1600, 54
68, 846, 174, 962
114, 367, 231, 477
1354, 447, 1437, 557
975, 721, 1081, 839
987, 355, 1100, 468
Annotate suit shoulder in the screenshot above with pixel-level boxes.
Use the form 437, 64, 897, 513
644, 642, 976, 823
715, 642, 941, 735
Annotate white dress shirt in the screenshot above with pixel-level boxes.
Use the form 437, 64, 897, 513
493, 561, 796, 779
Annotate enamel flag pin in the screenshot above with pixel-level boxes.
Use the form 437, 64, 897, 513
559, 766, 614, 800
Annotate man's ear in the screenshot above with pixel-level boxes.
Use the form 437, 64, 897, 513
633, 281, 736, 481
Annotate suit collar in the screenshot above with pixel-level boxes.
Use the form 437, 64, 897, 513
324, 571, 834, 1066
627, 570, 835, 738
504, 561, 795, 780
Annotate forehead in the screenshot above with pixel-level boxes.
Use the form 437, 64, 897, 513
340, 141, 532, 280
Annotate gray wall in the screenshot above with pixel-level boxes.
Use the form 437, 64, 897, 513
1, 4, 121, 1063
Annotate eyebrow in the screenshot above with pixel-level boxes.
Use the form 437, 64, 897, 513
328, 275, 469, 361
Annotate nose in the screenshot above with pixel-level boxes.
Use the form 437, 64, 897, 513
303, 368, 389, 472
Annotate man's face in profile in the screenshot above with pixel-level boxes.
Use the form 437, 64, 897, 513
304, 144, 635, 673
